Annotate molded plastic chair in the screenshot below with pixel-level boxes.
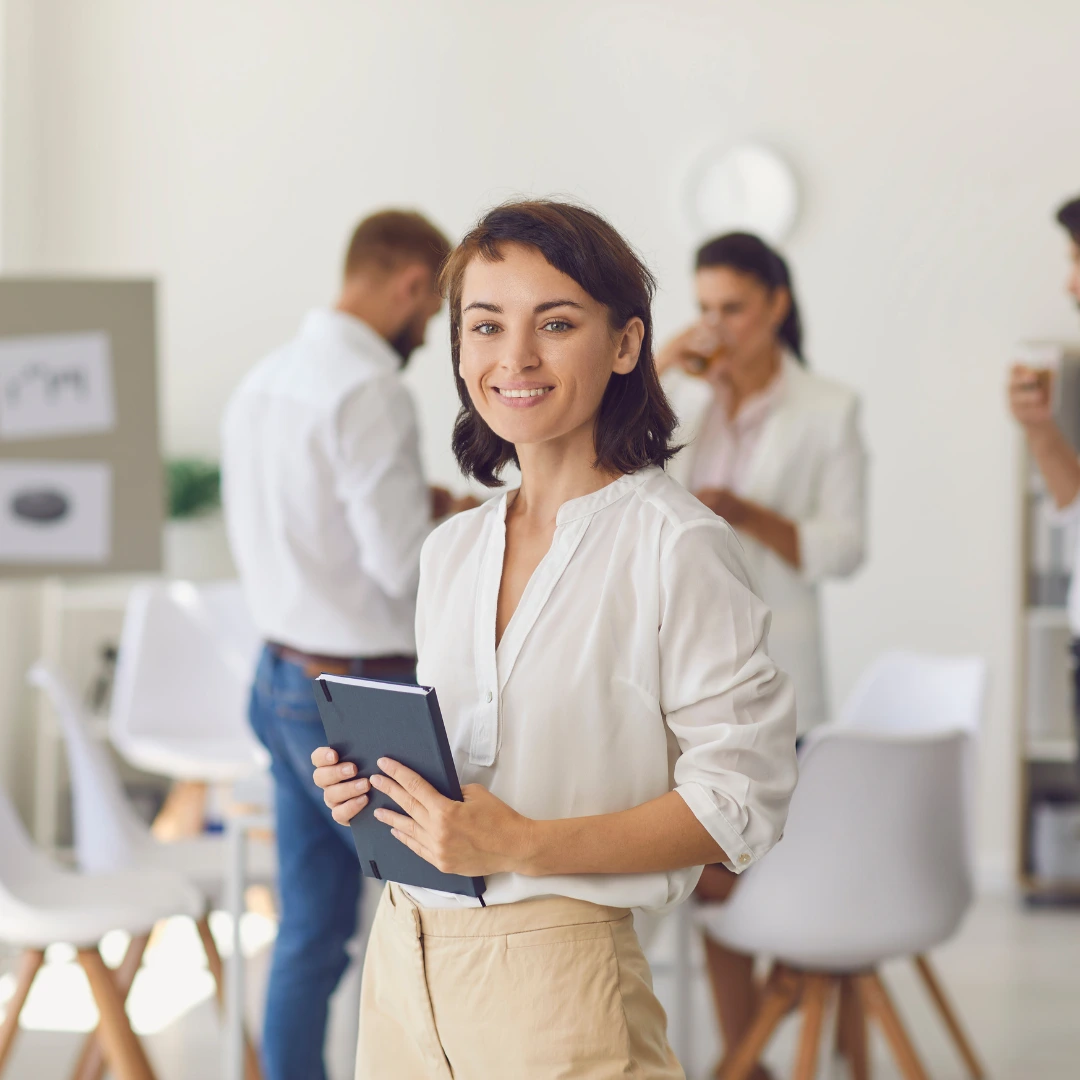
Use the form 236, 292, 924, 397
698, 728, 984, 1080
837, 649, 987, 736
28, 662, 275, 908
109, 581, 268, 782
0, 782, 203, 1080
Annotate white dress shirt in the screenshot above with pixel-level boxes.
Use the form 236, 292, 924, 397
221, 310, 431, 656
405, 466, 798, 912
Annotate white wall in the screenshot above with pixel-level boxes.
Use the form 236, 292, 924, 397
5, 0, 1080, 881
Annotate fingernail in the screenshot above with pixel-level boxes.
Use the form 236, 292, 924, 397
343, 764, 356, 777
374, 810, 385, 822
355, 780, 368, 793
370, 775, 383, 788
377, 757, 389, 769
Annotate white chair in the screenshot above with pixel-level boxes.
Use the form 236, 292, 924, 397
698, 728, 982, 1080
28, 662, 276, 909
109, 581, 268, 782
837, 649, 987, 736
0, 782, 204, 1080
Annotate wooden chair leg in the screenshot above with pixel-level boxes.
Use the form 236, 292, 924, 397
150, 780, 208, 841
718, 965, 804, 1080
793, 974, 833, 1080
69, 933, 150, 1080
836, 975, 870, 1080
0, 948, 44, 1075
914, 954, 985, 1079
77, 948, 157, 1080
195, 916, 263, 1080
856, 971, 929, 1080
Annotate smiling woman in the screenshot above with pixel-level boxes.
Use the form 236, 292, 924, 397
310, 199, 798, 1080
441, 200, 679, 486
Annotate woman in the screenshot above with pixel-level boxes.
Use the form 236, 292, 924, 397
658, 233, 867, 736
310, 201, 798, 1079
657, 233, 866, 1068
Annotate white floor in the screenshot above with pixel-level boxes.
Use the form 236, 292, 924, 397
2, 892, 1078, 1079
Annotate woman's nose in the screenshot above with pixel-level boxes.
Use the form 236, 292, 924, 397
499, 330, 541, 371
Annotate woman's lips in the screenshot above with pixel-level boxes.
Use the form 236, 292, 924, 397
492, 386, 554, 408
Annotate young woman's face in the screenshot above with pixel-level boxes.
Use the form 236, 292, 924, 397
694, 266, 789, 379
458, 243, 642, 454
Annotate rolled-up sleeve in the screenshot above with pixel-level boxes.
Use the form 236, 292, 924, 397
796, 397, 867, 584
661, 520, 799, 873
333, 377, 432, 600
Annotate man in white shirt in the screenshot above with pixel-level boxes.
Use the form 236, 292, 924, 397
221, 210, 460, 1080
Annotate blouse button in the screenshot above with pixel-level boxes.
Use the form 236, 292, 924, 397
737, 853, 752, 866
485, 690, 493, 703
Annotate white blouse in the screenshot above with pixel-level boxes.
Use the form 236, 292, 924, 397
408, 466, 798, 912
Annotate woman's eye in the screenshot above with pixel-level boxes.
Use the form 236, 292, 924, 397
472, 322, 500, 335
542, 319, 572, 332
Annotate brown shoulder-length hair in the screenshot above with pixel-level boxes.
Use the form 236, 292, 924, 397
438, 199, 679, 487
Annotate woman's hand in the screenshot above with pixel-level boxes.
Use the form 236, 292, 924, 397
370, 759, 532, 877
655, 323, 723, 378
312, 747, 371, 822
695, 487, 749, 525
310, 747, 532, 877
1008, 363, 1055, 432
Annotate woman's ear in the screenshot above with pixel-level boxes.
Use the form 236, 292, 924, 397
613, 317, 645, 375
769, 286, 791, 333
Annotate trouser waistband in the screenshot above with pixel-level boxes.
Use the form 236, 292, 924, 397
382, 881, 631, 938
266, 642, 416, 680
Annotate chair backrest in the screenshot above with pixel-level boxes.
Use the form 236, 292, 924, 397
717, 728, 972, 970
109, 580, 263, 759
837, 650, 987, 735
27, 661, 149, 873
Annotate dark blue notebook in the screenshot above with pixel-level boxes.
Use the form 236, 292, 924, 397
314, 674, 485, 899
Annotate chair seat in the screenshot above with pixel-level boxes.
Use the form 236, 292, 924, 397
133, 833, 277, 908
696, 899, 966, 972
0, 866, 204, 948
114, 735, 270, 782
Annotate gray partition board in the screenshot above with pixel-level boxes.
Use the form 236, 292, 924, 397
0, 278, 162, 576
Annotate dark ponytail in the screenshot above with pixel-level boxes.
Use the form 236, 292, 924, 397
694, 232, 805, 364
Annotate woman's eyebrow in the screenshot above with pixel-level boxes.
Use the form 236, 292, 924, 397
534, 299, 584, 314
463, 301, 501, 314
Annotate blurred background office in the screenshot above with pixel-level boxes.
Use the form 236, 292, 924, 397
1, 1, 1079, 1078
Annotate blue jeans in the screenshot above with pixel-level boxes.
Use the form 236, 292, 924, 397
248, 645, 414, 1080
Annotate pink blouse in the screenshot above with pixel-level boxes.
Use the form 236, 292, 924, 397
688, 367, 786, 495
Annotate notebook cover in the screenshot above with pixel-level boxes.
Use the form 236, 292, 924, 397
314, 675, 485, 898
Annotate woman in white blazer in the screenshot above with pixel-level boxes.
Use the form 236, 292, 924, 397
658, 232, 867, 1070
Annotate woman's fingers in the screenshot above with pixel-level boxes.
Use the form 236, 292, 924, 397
312, 759, 358, 790
310, 746, 339, 768
388, 825, 439, 868
370, 758, 445, 819
322, 776, 370, 810
331, 794, 369, 826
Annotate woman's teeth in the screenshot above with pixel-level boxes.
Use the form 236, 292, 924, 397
497, 388, 551, 398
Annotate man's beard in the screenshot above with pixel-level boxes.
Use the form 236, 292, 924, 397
390, 321, 423, 367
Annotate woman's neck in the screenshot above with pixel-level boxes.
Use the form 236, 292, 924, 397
510, 427, 620, 526
718, 342, 783, 418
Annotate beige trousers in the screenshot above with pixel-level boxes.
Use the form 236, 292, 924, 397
355, 883, 685, 1079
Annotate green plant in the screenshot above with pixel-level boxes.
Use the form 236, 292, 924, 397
166, 458, 221, 519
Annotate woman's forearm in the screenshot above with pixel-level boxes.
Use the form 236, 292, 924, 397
1028, 423, 1080, 510
738, 501, 801, 568
517, 790, 727, 877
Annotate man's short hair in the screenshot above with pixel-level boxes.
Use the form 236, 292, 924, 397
1056, 195, 1080, 243
343, 210, 451, 280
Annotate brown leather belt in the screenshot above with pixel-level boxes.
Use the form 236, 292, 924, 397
267, 643, 416, 681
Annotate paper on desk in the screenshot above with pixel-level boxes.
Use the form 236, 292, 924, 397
0, 331, 116, 441
0, 461, 111, 564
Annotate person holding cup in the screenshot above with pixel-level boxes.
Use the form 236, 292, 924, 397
1008, 194, 1080, 768
657, 233, 868, 1068
658, 233, 868, 738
